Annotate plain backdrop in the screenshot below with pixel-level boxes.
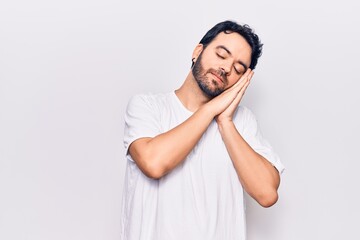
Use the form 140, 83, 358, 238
1, 0, 360, 239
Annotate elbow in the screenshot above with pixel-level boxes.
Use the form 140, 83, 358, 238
256, 190, 279, 208
139, 157, 167, 180
130, 146, 167, 180
144, 166, 165, 180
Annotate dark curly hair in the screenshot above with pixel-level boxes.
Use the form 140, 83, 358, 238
192, 20, 263, 70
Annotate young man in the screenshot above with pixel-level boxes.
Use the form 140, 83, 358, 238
121, 20, 285, 240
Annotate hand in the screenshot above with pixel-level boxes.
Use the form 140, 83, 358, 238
215, 69, 254, 124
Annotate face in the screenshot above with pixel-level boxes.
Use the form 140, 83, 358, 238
192, 32, 252, 98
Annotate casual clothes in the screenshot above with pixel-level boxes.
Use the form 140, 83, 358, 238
120, 91, 284, 240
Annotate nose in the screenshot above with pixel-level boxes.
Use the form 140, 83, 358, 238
220, 61, 232, 75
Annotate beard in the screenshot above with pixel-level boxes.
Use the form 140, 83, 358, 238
192, 53, 228, 98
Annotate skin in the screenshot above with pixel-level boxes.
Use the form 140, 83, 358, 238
128, 32, 281, 208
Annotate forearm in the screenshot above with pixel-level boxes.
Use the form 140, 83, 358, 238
217, 120, 280, 207
129, 105, 215, 179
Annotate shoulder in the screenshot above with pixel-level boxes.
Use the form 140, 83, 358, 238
127, 92, 172, 109
234, 105, 256, 121
232, 105, 258, 132
128, 92, 172, 104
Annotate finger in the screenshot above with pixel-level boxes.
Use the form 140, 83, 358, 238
221, 69, 253, 97
239, 70, 253, 90
227, 86, 248, 112
232, 69, 253, 89
233, 70, 252, 89
230, 78, 251, 105
242, 68, 253, 80
238, 78, 251, 96
223, 78, 245, 94
234, 73, 252, 94
248, 71, 254, 82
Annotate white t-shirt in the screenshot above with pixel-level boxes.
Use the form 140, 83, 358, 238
121, 91, 285, 240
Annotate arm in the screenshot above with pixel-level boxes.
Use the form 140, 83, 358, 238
129, 72, 250, 179
216, 70, 281, 207
129, 106, 214, 179
217, 120, 280, 207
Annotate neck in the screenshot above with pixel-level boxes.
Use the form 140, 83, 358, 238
175, 71, 211, 112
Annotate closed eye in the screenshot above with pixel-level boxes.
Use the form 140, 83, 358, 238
234, 64, 245, 75
216, 53, 225, 59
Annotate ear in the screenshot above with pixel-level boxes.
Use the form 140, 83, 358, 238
192, 44, 203, 62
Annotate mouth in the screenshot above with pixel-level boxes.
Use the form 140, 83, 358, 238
210, 72, 224, 84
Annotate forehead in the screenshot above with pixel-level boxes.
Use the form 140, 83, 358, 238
206, 32, 252, 65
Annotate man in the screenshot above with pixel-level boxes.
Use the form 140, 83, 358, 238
121, 20, 285, 240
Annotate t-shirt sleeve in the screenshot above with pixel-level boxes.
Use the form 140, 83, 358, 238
123, 94, 162, 161
241, 107, 285, 175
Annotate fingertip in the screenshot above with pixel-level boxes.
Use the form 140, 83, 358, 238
249, 71, 255, 79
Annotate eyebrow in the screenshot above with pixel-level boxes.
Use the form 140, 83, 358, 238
216, 45, 249, 70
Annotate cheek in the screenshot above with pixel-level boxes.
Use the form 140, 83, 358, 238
200, 55, 219, 70
228, 75, 241, 86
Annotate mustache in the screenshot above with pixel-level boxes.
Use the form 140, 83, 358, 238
208, 68, 228, 84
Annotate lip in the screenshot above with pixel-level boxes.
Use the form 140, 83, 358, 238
211, 72, 223, 83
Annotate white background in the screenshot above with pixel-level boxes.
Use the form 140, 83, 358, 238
1, 0, 359, 239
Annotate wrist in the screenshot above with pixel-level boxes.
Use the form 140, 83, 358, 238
199, 103, 217, 119
216, 117, 234, 131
